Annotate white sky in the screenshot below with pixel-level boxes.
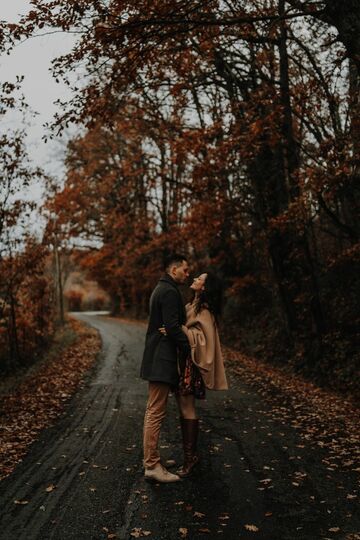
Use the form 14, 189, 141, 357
1, 0, 79, 238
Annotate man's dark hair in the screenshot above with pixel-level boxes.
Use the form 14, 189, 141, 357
163, 253, 188, 272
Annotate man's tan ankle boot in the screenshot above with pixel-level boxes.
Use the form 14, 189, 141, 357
144, 462, 181, 483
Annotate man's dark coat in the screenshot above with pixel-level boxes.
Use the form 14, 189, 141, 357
140, 274, 191, 386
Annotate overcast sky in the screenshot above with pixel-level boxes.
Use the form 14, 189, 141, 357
1, 0, 79, 237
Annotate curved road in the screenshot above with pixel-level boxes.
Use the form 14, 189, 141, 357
0, 314, 358, 540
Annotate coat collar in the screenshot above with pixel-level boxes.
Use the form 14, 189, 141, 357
159, 273, 180, 290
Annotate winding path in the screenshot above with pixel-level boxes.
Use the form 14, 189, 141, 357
0, 313, 358, 540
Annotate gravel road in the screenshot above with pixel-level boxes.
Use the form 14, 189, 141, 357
0, 313, 358, 540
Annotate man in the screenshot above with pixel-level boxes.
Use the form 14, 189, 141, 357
140, 253, 191, 483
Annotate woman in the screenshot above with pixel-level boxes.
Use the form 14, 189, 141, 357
159, 271, 228, 478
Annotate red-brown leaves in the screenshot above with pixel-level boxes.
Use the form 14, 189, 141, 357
0, 317, 101, 481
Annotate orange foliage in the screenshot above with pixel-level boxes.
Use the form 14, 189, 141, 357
4, 0, 358, 389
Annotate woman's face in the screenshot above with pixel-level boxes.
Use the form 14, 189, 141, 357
190, 273, 207, 292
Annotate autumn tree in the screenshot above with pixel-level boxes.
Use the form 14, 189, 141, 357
14, 0, 359, 385
0, 29, 56, 371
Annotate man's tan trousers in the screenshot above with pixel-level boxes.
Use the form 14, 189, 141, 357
143, 381, 171, 469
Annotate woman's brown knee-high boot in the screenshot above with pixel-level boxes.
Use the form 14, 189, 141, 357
177, 417, 200, 478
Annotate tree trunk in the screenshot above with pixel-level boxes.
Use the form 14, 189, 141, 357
343, 58, 360, 238
287, 0, 360, 75
8, 290, 21, 368
54, 234, 65, 325
278, 0, 300, 199
323, 0, 360, 75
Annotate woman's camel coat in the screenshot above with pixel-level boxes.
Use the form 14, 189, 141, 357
181, 303, 228, 390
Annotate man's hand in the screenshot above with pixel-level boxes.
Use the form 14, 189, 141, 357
158, 326, 167, 335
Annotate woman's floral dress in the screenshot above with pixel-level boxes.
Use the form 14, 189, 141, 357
174, 354, 206, 400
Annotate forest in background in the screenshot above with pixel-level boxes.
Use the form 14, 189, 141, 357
0, 1, 359, 397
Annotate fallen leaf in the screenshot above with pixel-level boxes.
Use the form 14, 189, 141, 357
179, 528, 188, 538
194, 511, 206, 518
244, 524, 259, 532
45, 484, 56, 492
14, 500, 29, 505
130, 529, 151, 538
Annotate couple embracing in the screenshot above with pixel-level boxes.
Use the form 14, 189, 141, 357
140, 254, 228, 483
